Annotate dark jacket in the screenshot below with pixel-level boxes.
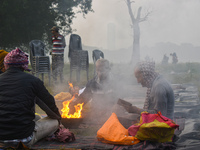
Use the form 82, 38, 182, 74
0, 67, 61, 140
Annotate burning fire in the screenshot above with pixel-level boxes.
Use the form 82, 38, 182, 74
68, 82, 73, 89
61, 82, 84, 118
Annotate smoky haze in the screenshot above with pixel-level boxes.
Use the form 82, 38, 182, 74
55, 0, 200, 130
64, 0, 200, 64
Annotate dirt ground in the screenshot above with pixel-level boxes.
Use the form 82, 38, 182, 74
36, 84, 147, 137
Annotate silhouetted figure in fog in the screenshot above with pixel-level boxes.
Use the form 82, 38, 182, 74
69, 59, 119, 124
92, 49, 104, 76
170, 52, 178, 64
162, 54, 169, 64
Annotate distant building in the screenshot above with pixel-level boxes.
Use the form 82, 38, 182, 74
107, 23, 116, 50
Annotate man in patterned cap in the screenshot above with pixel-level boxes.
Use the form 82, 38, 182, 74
122, 61, 175, 120
0, 48, 61, 147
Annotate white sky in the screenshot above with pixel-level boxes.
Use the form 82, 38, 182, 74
66, 0, 200, 50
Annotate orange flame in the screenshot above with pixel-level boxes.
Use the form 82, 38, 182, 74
61, 82, 83, 118
68, 82, 73, 89
61, 96, 84, 118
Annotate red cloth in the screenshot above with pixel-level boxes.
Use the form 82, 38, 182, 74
46, 127, 75, 143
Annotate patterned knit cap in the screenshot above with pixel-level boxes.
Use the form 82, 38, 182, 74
137, 61, 158, 88
0, 49, 9, 72
4, 48, 30, 71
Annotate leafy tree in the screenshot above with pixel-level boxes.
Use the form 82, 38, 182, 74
0, 0, 93, 52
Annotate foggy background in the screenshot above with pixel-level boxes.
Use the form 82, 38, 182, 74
63, 0, 200, 64
52, 0, 200, 128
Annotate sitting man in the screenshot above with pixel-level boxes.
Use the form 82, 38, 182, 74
122, 61, 175, 120
0, 48, 61, 147
69, 59, 119, 124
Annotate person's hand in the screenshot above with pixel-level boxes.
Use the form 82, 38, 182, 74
123, 105, 133, 113
124, 105, 140, 114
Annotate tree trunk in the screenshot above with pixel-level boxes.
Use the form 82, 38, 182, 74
131, 22, 140, 65
126, 0, 142, 66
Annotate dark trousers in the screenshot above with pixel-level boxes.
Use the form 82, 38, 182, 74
52, 54, 64, 82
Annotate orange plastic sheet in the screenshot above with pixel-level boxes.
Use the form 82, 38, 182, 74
97, 113, 140, 145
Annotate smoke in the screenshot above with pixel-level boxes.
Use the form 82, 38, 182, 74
52, 0, 200, 127
68, 0, 200, 63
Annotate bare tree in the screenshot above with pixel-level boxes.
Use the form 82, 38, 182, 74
126, 0, 151, 65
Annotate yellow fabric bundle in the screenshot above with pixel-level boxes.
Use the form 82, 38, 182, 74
54, 92, 72, 101
128, 112, 179, 143
0, 49, 9, 72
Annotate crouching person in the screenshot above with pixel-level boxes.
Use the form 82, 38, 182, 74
129, 61, 175, 120
115, 61, 175, 128
68, 59, 119, 124
0, 48, 61, 147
